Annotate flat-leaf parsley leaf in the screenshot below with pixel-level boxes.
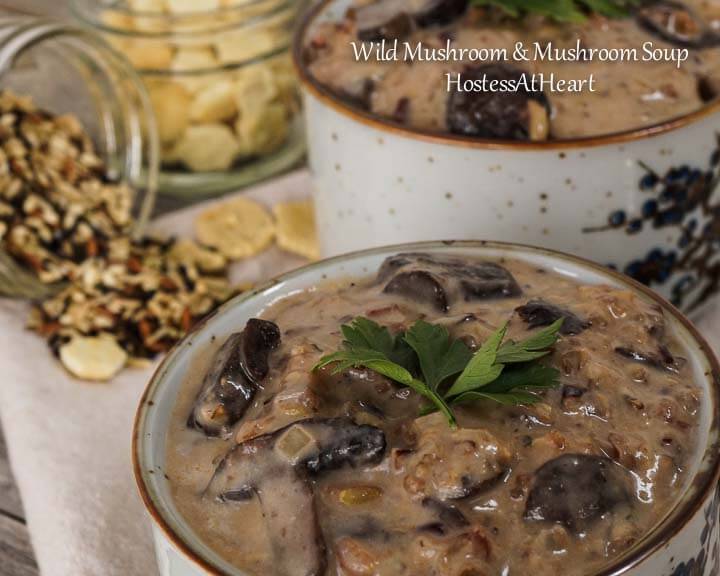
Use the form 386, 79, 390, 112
314, 316, 564, 427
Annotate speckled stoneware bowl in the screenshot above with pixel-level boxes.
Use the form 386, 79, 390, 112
293, 0, 720, 315
134, 241, 720, 576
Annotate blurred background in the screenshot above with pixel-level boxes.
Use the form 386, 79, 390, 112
1, 2, 67, 17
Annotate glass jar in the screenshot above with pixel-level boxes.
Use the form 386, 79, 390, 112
73, 0, 306, 199
0, 17, 159, 298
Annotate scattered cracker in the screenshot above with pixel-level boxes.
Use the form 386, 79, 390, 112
273, 200, 320, 261
195, 197, 275, 260
59, 335, 128, 381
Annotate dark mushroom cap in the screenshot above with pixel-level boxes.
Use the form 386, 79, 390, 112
615, 345, 679, 373
384, 270, 450, 312
413, 0, 469, 27
447, 64, 549, 140
636, 1, 720, 48
188, 318, 281, 436
379, 252, 522, 313
515, 299, 590, 335
525, 454, 634, 534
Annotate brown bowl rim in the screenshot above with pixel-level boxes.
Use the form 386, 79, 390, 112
133, 239, 720, 576
292, 0, 720, 151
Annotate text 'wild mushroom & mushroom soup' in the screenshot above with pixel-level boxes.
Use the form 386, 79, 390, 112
303, 0, 720, 140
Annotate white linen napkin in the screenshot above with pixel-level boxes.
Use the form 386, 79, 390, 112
0, 170, 311, 576
0, 167, 718, 576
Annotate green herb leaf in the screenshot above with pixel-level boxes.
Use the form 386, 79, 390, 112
445, 322, 508, 398
480, 363, 561, 394
471, 0, 640, 22
314, 318, 458, 427
333, 317, 417, 370
452, 389, 544, 406
315, 314, 563, 428
403, 320, 473, 391
495, 318, 564, 364
341, 317, 395, 356
315, 347, 415, 384
407, 379, 458, 428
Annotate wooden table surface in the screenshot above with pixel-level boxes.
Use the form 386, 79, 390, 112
0, 434, 37, 576
1, 0, 62, 571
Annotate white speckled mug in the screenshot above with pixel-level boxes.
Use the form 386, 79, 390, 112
135, 241, 720, 576
293, 0, 720, 314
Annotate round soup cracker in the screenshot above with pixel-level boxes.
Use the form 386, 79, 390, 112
59, 335, 128, 382
273, 200, 320, 260
196, 197, 275, 259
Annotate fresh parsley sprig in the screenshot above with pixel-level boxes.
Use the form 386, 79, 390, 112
471, 0, 641, 23
314, 316, 563, 427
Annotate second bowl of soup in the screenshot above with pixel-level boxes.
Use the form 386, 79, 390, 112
294, 0, 720, 314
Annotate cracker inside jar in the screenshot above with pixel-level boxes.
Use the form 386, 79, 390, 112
154, 56, 299, 173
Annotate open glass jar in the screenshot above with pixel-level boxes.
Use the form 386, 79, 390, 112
73, 0, 306, 199
0, 17, 159, 298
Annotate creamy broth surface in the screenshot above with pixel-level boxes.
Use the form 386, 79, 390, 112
166, 254, 703, 575
303, 0, 720, 139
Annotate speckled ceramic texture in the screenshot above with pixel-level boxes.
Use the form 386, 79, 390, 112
296, 0, 720, 314
134, 241, 720, 576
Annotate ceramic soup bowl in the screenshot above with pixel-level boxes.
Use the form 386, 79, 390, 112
134, 240, 720, 576
293, 0, 720, 314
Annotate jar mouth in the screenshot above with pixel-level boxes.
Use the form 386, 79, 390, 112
72, 0, 298, 39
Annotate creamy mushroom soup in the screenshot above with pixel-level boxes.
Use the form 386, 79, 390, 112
166, 253, 703, 575
302, 0, 720, 140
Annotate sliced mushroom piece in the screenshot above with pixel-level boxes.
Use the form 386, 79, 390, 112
515, 299, 590, 335
356, 0, 414, 42
378, 253, 521, 311
412, 0, 469, 27
206, 432, 326, 576
211, 419, 387, 490
637, 1, 720, 48
697, 75, 720, 103
356, 0, 467, 37
188, 318, 281, 436
207, 419, 385, 575
297, 418, 388, 474
447, 64, 549, 140
525, 454, 634, 534
420, 497, 469, 533
358, 12, 413, 41
561, 385, 586, 399
459, 262, 522, 300
615, 346, 678, 373
313, 365, 423, 420
235, 343, 323, 443
376, 253, 413, 283
384, 270, 449, 312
